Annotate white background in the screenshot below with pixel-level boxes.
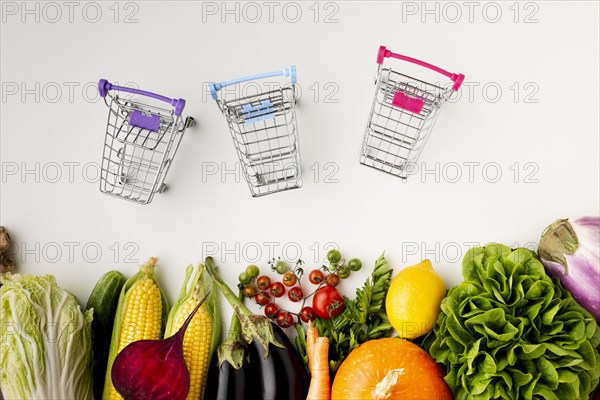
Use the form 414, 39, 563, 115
1, 1, 599, 321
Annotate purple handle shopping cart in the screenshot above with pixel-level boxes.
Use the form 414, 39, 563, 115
97, 79, 195, 205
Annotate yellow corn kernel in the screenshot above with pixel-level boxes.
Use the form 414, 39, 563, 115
170, 297, 213, 400
108, 277, 163, 400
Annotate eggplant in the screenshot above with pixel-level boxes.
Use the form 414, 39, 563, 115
204, 323, 309, 400
247, 323, 310, 400
204, 258, 309, 400
204, 349, 258, 400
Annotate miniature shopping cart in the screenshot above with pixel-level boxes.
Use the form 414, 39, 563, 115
97, 80, 194, 204
208, 66, 301, 197
360, 46, 465, 179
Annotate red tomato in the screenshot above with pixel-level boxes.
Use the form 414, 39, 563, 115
282, 272, 297, 287
300, 306, 316, 322
256, 275, 271, 291
308, 269, 324, 284
276, 311, 294, 328
312, 286, 345, 319
270, 282, 285, 298
255, 292, 270, 306
264, 303, 280, 319
288, 286, 304, 302
325, 274, 340, 287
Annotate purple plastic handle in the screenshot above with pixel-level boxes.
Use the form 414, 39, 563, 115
98, 79, 186, 116
377, 46, 465, 91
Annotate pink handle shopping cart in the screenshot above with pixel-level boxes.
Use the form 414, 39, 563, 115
360, 46, 465, 179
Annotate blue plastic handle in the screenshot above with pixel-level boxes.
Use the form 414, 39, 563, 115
209, 65, 297, 100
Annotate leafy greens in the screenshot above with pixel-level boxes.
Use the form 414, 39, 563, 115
424, 243, 600, 400
0, 274, 94, 400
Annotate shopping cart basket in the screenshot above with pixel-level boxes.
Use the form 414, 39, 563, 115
360, 46, 465, 179
97, 79, 194, 204
208, 66, 301, 197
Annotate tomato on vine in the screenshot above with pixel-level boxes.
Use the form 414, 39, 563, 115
327, 249, 342, 264
308, 269, 324, 284
255, 292, 270, 306
270, 282, 285, 298
242, 284, 258, 297
282, 272, 297, 287
276, 311, 294, 328
300, 306, 316, 322
288, 287, 304, 302
256, 276, 271, 291
337, 265, 350, 279
264, 303, 280, 319
274, 260, 289, 274
325, 274, 340, 287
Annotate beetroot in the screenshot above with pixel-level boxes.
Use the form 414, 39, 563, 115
111, 293, 209, 400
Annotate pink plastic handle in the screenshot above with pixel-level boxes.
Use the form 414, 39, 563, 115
377, 45, 465, 91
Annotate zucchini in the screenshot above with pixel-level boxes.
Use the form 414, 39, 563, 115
86, 270, 126, 400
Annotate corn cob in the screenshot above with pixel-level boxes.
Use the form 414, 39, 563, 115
102, 257, 169, 400
165, 264, 220, 400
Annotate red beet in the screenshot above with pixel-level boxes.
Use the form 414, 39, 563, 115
111, 293, 210, 400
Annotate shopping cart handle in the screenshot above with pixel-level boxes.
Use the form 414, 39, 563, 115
98, 79, 186, 116
208, 65, 297, 100
376, 46, 465, 91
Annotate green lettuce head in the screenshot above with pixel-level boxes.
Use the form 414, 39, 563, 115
0, 274, 93, 399
424, 243, 600, 400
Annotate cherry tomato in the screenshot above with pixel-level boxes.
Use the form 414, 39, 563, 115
325, 274, 340, 287
348, 258, 362, 271
276, 311, 294, 328
312, 286, 345, 319
242, 284, 257, 297
282, 272, 297, 287
274, 260, 289, 274
270, 282, 285, 298
337, 265, 350, 279
327, 249, 342, 264
255, 292, 270, 306
308, 269, 324, 284
288, 286, 304, 302
245, 264, 260, 278
300, 306, 316, 323
238, 271, 251, 285
264, 303, 280, 319
256, 275, 271, 291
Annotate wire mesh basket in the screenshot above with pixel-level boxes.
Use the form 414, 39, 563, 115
360, 46, 465, 179
97, 79, 194, 205
208, 66, 301, 197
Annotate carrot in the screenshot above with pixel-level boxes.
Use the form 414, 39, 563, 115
307, 320, 318, 372
307, 336, 330, 400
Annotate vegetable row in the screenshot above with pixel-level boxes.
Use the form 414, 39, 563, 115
0, 216, 598, 400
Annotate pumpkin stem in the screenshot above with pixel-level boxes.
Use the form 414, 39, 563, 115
373, 368, 405, 399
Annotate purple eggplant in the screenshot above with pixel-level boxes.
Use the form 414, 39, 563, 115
538, 216, 600, 320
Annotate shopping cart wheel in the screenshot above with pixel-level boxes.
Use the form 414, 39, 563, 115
158, 183, 168, 193
185, 117, 195, 128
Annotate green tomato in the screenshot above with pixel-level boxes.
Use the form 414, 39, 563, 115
337, 265, 350, 279
238, 271, 251, 285
245, 264, 260, 278
327, 249, 342, 264
275, 260, 289, 274
348, 258, 363, 271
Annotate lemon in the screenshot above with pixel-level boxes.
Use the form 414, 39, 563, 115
386, 259, 446, 339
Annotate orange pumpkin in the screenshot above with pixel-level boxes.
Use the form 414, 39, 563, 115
331, 338, 452, 400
